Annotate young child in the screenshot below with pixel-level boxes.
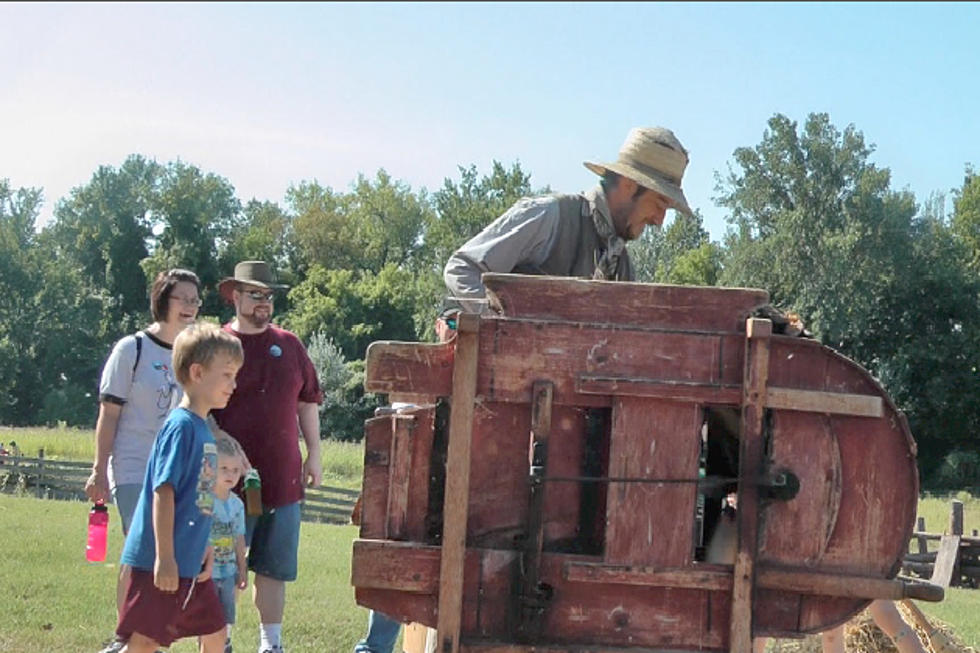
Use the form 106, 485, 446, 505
209, 436, 248, 653
116, 322, 244, 653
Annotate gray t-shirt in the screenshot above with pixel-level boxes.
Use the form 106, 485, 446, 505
98, 331, 182, 489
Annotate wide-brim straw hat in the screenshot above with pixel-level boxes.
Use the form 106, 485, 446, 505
584, 127, 694, 217
218, 261, 288, 303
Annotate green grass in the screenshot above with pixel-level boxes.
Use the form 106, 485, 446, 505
0, 493, 370, 653
0, 426, 366, 489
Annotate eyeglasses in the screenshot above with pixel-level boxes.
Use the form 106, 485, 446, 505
169, 295, 203, 307
244, 290, 275, 302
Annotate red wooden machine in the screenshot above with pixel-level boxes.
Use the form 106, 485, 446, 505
352, 274, 942, 653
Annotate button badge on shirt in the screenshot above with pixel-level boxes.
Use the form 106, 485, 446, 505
269, 344, 282, 358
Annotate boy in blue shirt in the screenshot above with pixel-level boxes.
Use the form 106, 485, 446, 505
116, 322, 244, 653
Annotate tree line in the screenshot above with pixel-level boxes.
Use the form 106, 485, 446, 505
2, 112, 978, 489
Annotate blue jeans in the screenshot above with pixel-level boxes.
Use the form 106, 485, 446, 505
353, 610, 401, 653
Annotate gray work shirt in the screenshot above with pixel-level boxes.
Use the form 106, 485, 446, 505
443, 184, 622, 308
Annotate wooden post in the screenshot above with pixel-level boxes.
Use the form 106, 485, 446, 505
950, 500, 964, 536
36, 447, 45, 499
436, 312, 480, 653
730, 318, 771, 653
916, 516, 928, 554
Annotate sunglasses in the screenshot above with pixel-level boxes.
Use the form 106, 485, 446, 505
443, 316, 458, 330
243, 290, 275, 302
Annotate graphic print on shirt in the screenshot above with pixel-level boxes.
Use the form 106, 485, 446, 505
211, 517, 237, 573
153, 361, 178, 416
196, 441, 217, 515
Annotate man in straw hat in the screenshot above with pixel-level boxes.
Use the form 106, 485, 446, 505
212, 261, 323, 653
444, 126, 694, 310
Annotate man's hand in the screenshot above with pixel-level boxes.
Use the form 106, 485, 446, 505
236, 563, 248, 590
303, 455, 322, 488
84, 468, 110, 504
197, 545, 214, 582
154, 556, 179, 592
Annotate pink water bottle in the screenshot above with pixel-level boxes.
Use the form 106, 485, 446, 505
86, 501, 109, 563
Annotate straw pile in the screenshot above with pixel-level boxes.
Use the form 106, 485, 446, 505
765, 605, 974, 653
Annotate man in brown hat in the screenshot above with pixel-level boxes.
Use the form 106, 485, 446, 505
444, 126, 694, 309
212, 261, 323, 653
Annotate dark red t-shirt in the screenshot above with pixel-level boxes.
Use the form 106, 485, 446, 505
213, 324, 323, 507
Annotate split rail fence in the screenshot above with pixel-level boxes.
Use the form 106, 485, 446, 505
0, 448, 358, 525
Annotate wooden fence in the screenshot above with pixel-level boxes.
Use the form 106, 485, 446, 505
0, 448, 359, 525
902, 499, 980, 590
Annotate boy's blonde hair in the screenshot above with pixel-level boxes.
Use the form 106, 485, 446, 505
172, 322, 244, 385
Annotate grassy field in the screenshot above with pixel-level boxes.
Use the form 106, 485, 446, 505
2, 427, 979, 651
0, 493, 369, 653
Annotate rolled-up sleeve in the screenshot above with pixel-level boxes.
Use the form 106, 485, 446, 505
443, 197, 561, 304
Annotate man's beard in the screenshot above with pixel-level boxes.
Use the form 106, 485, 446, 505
240, 309, 271, 329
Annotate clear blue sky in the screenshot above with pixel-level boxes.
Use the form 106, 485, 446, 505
3, 2, 978, 241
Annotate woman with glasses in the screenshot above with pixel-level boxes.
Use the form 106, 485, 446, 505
85, 268, 202, 653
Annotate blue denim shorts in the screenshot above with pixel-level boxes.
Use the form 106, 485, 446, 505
245, 501, 300, 582
213, 574, 238, 625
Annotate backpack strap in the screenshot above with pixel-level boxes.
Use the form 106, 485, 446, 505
132, 331, 144, 380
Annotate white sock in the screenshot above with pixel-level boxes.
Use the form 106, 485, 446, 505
259, 623, 282, 649
225, 624, 232, 640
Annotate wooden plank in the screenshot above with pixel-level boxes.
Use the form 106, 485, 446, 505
563, 561, 945, 601
577, 375, 742, 405
765, 387, 882, 417
351, 539, 441, 593
436, 312, 480, 653
517, 380, 554, 638
365, 340, 454, 395
359, 416, 393, 540
603, 397, 701, 566
386, 415, 415, 540
931, 535, 962, 588
483, 272, 770, 332
730, 317, 771, 653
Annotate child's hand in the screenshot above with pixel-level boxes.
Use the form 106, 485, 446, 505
154, 557, 179, 593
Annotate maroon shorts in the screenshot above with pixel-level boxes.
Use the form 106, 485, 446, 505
116, 569, 226, 647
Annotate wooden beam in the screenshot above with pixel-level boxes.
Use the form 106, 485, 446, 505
563, 561, 945, 602
765, 387, 882, 417
436, 312, 480, 653
730, 317, 771, 653
931, 535, 962, 588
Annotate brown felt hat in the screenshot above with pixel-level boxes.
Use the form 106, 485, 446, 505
584, 126, 694, 217
218, 261, 287, 303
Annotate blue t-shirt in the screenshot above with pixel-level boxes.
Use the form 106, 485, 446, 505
210, 493, 246, 580
121, 407, 218, 578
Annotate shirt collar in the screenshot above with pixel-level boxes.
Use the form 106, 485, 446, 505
584, 184, 614, 230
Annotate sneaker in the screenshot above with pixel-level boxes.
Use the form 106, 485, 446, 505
224, 637, 233, 653
259, 647, 284, 653
97, 639, 125, 653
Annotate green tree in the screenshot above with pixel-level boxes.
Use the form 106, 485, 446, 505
141, 160, 243, 317
716, 112, 980, 482
951, 166, 980, 271
46, 155, 160, 334
631, 210, 722, 285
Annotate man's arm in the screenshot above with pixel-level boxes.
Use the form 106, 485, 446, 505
298, 401, 322, 487
152, 483, 178, 592
443, 197, 561, 307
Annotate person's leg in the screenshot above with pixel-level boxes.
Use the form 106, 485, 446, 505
198, 627, 229, 653
869, 600, 927, 653
103, 484, 141, 652
119, 632, 161, 653
353, 610, 402, 653
246, 503, 300, 651
821, 625, 845, 653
